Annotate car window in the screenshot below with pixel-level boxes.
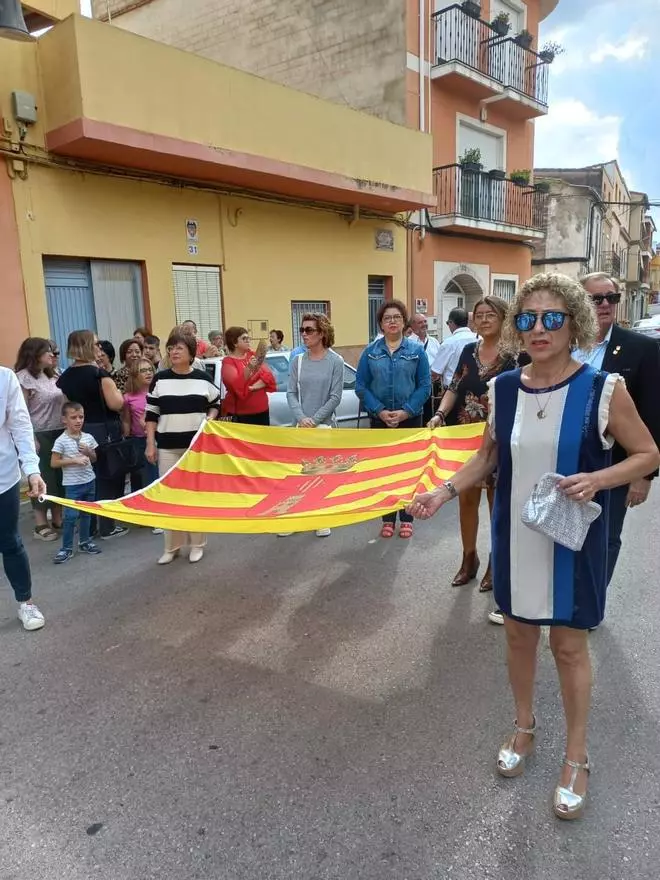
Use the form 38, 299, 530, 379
343, 364, 357, 390
266, 356, 290, 392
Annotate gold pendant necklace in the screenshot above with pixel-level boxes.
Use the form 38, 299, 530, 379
532, 363, 571, 420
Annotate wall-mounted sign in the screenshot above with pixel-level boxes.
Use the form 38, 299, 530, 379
415, 298, 428, 314
375, 229, 394, 251
186, 219, 199, 242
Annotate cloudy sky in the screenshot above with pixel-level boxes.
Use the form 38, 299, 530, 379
537, 0, 657, 209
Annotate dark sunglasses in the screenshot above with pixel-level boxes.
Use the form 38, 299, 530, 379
299, 326, 319, 335
514, 311, 568, 332
51, 350, 60, 357
589, 293, 621, 306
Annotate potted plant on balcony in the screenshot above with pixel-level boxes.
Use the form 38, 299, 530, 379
535, 179, 551, 193
515, 29, 534, 50
510, 169, 531, 187
459, 148, 483, 173
491, 11, 511, 36
461, 0, 481, 20
539, 40, 564, 63
488, 167, 506, 180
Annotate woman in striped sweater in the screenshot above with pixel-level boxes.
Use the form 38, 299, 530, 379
146, 330, 220, 565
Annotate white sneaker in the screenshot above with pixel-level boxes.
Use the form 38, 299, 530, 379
277, 532, 294, 537
189, 547, 204, 563
488, 609, 505, 625
18, 602, 45, 631
315, 528, 331, 538
152, 528, 164, 535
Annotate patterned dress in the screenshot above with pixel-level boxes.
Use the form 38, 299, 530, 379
488, 364, 620, 630
448, 342, 518, 426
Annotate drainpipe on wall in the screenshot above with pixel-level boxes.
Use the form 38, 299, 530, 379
419, 0, 425, 132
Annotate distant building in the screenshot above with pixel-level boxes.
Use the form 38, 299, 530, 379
532, 162, 650, 325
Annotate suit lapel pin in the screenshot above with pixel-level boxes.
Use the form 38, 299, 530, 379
613, 345, 621, 356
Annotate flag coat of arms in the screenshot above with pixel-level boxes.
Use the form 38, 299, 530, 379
47, 423, 485, 533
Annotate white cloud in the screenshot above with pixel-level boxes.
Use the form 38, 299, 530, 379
534, 99, 621, 169
589, 36, 648, 64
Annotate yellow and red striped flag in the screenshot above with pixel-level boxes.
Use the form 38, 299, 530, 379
47, 422, 484, 533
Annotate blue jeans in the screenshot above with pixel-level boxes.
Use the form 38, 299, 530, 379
0, 481, 32, 603
62, 480, 96, 551
129, 437, 159, 493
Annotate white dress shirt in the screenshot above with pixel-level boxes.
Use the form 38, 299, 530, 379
0, 368, 41, 494
418, 334, 441, 365
574, 325, 613, 370
431, 327, 480, 386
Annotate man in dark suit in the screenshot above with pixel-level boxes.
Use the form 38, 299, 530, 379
578, 273, 660, 584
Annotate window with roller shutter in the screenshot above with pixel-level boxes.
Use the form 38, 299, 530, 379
172, 265, 223, 341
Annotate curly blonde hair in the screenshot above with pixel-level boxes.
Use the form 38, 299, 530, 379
502, 273, 598, 352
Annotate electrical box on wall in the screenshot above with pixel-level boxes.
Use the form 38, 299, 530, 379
11, 91, 37, 125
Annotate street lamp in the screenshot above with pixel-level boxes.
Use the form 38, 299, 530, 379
0, 0, 34, 41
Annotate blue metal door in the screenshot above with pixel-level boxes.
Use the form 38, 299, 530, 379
44, 260, 95, 369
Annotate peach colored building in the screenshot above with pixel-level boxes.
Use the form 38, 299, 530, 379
92, 0, 559, 337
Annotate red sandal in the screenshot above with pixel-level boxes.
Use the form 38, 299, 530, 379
399, 523, 414, 539
380, 523, 395, 539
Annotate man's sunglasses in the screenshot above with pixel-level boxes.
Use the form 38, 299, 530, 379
51, 350, 60, 357
514, 311, 568, 332
299, 326, 319, 335
589, 293, 621, 306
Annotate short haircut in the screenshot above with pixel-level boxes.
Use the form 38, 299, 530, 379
119, 337, 144, 364
376, 298, 408, 327
144, 334, 160, 346
208, 330, 222, 343
270, 329, 284, 343
166, 331, 196, 362
224, 326, 249, 352
134, 326, 152, 337
579, 272, 617, 292
181, 319, 197, 332
62, 400, 83, 416
98, 340, 115, 364
447, 307, 468, 328
301, 313, 335, 349
67, 330, 96, 363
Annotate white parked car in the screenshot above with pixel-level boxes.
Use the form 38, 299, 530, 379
631, 316, 660, 342
202, 351, 365, 427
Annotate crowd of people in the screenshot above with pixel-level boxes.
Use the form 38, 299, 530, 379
2, 271, 660, 821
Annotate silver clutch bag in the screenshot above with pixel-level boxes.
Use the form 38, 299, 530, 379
521, 472, 602, 552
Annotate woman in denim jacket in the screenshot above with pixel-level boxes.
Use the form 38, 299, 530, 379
356, 299, 431, 539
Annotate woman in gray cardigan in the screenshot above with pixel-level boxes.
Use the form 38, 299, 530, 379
285, 312, 344, 537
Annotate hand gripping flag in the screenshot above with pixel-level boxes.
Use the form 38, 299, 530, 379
45, 422, 485, 534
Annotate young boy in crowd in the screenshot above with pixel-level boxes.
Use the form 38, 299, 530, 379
51, 402, 102, 564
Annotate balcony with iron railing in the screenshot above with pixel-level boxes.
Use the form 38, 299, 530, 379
431, 4, 549, 118
430, 164, 548, 239
601, 249, 622, 279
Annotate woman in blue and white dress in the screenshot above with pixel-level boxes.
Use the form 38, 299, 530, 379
407, 273, 659, 821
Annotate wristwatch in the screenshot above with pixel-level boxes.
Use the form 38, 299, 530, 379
442, 480, 458, 499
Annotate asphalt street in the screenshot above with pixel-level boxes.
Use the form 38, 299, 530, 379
2, 490, 659, 880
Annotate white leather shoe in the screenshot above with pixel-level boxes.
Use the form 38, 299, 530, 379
189, 547, 204, 563
157, 551, 178, 565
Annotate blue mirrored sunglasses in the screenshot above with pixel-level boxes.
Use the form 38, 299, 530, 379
514, 310, 568, 332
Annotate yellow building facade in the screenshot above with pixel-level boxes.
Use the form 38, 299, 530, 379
1, 9, 434, 366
